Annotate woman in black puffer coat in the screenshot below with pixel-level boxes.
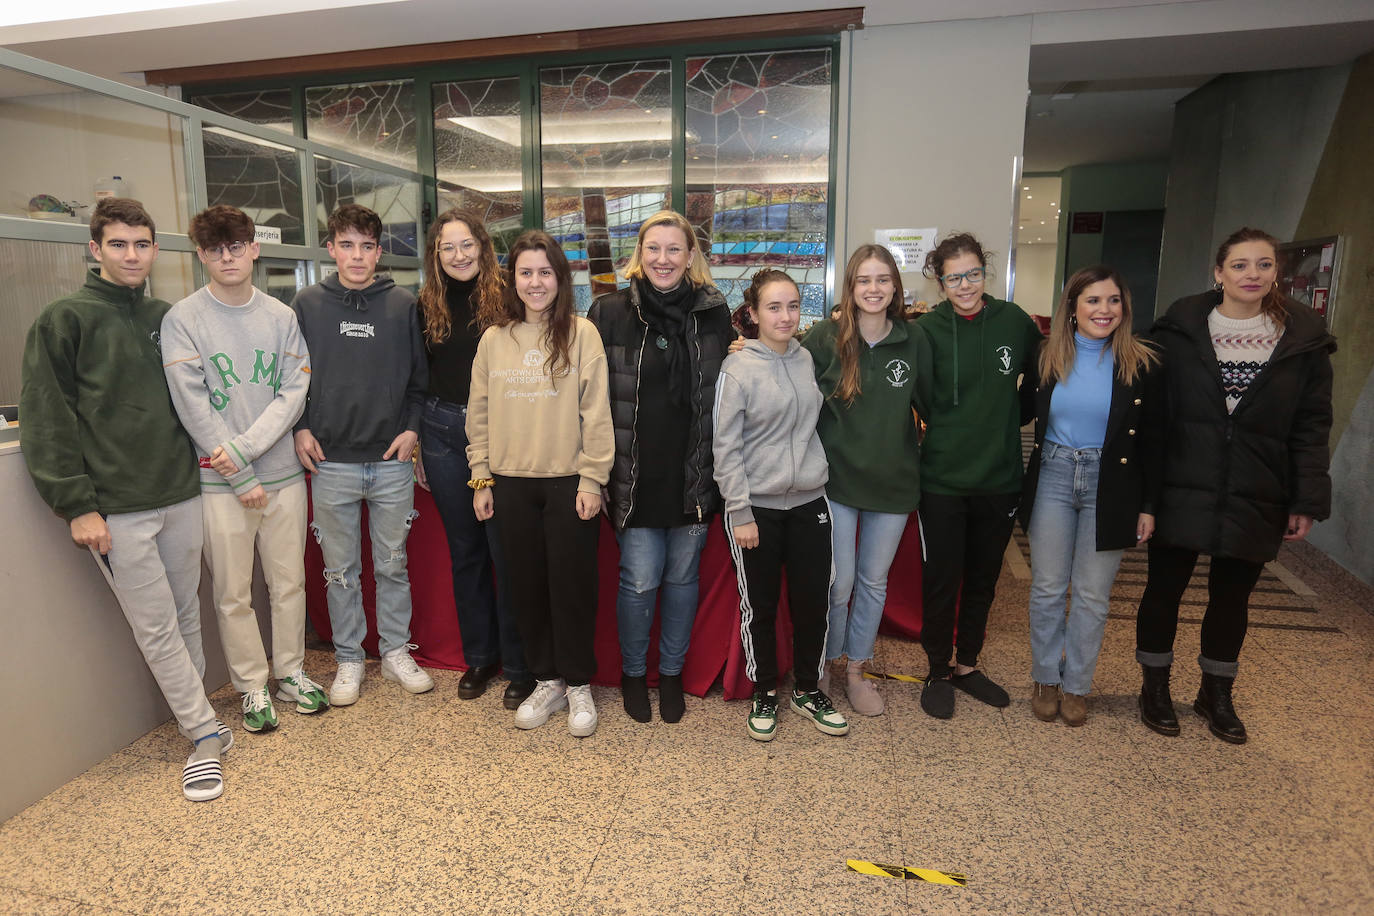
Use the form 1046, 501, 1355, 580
586, 210, 734, 725
1136, 227, 1335, 745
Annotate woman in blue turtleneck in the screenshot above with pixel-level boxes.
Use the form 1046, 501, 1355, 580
1018, 266, 1162, 727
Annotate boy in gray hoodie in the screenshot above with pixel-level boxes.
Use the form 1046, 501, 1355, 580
712, 269, 847, 742
290, 204, 431, 706
163, 205, 327, 737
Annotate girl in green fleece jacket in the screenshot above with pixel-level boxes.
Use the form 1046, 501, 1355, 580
802, 244, 932, 718
913, 232, 1042, 720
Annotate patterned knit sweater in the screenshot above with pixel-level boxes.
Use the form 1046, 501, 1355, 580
1208, 308, 1281, 414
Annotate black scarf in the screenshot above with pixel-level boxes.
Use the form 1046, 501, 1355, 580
636, 277, 694, 407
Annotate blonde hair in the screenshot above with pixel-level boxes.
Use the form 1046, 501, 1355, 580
1039, 265, 1158, 387
623, 210, 714, 288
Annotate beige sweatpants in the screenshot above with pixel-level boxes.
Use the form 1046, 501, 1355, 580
202, 481, 308, 693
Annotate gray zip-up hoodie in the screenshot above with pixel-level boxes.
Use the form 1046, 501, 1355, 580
712, 338, 828, 525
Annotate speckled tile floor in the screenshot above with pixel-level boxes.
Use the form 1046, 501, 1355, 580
2, 540, 1371, 915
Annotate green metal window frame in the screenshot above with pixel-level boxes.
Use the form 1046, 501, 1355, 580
184, 33, 843, 304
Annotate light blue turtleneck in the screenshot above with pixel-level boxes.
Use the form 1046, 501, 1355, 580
1044, 332, 1114, 449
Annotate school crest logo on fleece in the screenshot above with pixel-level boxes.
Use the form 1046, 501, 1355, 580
995, 345, 1013, 375
885, 359, 910, 388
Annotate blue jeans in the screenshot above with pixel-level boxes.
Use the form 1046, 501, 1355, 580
1027, 441, 1125, 695
825, 501, 909, 662
310, 459, 418, 662
421, 397, 527, 679
616, 523, 710, 677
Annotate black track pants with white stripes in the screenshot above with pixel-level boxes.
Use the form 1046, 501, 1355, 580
725, 497, 833, 693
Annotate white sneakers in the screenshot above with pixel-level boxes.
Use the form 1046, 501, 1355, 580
566, 684, 598, 737
513, 679, 598, 737
514, 679, 568, 729
331, 648, 435, 707
381, 645, 435, 694
330, 660, 365, 707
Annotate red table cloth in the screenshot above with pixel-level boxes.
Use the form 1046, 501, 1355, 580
304, 483, 924, 700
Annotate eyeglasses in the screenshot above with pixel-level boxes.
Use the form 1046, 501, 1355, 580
438, 241, 480, 257
941, 268, 986, 287
204, 241, 249, 260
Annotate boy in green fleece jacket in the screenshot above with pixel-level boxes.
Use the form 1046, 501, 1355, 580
20, 198, 229, 801
913, 233, 1042, 720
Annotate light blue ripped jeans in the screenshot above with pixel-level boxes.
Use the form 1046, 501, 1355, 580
1027, 441, 1125, 696
310, 459, 418, 662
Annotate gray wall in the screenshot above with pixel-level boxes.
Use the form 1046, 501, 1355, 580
0, 445, 264, 822
1156, 65, 1351, 314
837, 17, 1032, 304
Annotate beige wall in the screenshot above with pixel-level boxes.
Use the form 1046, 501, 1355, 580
836, 17, 1032, 305
1012, 242, 1057, 317
0, 447, 269, 823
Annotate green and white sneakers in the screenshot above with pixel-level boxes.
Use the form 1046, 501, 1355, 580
748, 691, 780, 741
241, 687, 279, 733
790, 689, 851, 736
276, 670, 331, 714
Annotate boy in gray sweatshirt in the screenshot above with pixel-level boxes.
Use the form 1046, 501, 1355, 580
163, 205, 327, 736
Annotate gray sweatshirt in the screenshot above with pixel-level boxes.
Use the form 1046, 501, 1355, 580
162, 286, 311, 495
712, 338, 828, 525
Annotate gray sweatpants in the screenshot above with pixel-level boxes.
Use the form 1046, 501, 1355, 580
94, 496, 218, 741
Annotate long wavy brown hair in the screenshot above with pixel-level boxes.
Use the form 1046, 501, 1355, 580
1214, 226, 1287, 329
500, 230, 577, 379
833, 244, 906, 404
418, 209, 506, 343
1039, 265, 1158, 386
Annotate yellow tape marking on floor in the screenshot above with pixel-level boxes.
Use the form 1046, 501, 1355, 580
846, 859, 967, 887
863, 672, 926, 684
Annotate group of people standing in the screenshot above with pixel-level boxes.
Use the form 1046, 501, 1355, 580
20, 194, 1333, 801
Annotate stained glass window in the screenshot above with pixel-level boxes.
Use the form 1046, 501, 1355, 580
202, 127, 305, 245
433, 77, 524, 257
306, 80, 417, 170
685, 50, 832, 320
314, 156, 420, 257
540, 60, 672, 312
188, 89, 294, 136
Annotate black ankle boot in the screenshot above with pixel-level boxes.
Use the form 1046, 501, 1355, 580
659, 673, 685, 724
1194, 673, 1247, 744
622, 674, 651, 723
1139, 664, 1180, 736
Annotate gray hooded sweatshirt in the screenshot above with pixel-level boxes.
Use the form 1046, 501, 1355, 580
712, 338, 828, 525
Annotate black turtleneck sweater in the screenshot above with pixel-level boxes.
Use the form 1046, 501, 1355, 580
424, 276, 482, 406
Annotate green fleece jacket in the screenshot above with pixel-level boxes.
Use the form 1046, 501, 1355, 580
914, 297, 1042, 496
20, 269, 200, 520
801, 317, 932, 513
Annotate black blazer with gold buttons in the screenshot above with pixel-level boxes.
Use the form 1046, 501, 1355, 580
1018, 362, 1164, 551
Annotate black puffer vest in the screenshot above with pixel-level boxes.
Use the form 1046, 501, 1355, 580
587, 280, 733, 529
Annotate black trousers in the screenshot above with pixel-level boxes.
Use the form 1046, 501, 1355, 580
726, 498, 832, 693
492, 475, 599, 686
1136, 541, 1264, 666
918, 490, 1020, 677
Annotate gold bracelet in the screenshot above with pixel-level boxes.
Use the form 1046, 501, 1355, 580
467, 478, 495, 491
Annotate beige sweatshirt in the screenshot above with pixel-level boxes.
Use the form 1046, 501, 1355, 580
465, 315, 613, 494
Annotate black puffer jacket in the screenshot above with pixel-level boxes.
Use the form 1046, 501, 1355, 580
1151, 291, 1335, 563
587, 280, 734, 529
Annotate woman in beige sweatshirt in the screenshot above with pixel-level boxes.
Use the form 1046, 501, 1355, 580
466, 230, 614, 738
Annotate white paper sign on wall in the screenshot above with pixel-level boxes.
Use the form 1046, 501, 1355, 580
255, 226, 283, 245
874, 228, 938, 272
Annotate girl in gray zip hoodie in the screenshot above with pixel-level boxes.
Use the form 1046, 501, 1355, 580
713, 269, 849, 742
